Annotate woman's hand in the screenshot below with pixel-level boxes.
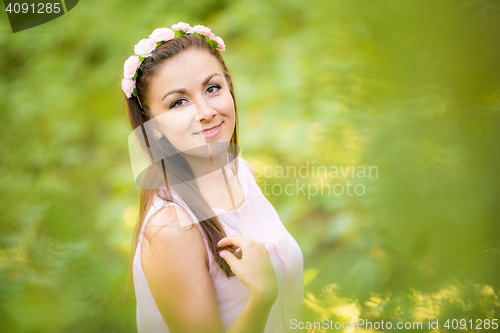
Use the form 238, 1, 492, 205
217, 235, 279, 305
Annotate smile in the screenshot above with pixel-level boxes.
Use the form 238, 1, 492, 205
194, 121, 223, 138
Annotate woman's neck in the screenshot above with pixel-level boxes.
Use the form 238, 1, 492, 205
183, 151, 235, 191
183, 150, 244, 211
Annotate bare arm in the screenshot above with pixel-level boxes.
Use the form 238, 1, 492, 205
141, 205, 277, 333
225, 294, 275, 333
219, 235, 279, 333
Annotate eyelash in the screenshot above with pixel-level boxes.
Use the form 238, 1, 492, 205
168, 84, 222, 109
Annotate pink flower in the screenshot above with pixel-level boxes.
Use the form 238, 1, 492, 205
191, 24, 215, 40
171, 22, 191, 32
149, 28, 175, 43
122, 77, 136, 98
214, 36, 225, 51
134, 38, 156, 57
123, 55, 141, 79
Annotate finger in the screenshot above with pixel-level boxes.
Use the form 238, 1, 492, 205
219, 250, 239, 267
217, 235, 248, 248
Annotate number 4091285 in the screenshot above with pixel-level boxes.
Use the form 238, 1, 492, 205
443, 319, 498, 330
5, 3, 61, 14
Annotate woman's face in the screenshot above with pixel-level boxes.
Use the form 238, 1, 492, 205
146, 48, 235, 156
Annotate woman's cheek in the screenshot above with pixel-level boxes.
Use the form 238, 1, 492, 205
222, 94, 235, 117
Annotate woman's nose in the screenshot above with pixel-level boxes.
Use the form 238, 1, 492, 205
194, 98, 217, 121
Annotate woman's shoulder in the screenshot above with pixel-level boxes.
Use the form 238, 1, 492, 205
142, 201, 209, 269
237, 156, 255, 179
145, 203, 198, 232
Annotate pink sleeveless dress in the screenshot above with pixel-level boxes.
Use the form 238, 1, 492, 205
133, 157, 304, 332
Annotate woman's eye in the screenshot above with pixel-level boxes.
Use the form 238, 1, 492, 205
207, 84, 221, 94
169, 98, 187, 109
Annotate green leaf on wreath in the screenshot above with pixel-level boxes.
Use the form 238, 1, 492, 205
174, 30, 186, 38
208, 39, 218, 49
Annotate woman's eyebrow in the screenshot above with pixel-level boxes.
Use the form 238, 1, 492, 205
203, 73, 221, 85
161, 74, 221, 101
162, 89, 187, 101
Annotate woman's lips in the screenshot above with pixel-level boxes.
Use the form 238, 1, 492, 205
194, 121, 223, 139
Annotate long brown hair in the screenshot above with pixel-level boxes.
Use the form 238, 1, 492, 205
121, 34, 240, 302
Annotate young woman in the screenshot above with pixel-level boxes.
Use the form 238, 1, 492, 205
122, 22, 304, 333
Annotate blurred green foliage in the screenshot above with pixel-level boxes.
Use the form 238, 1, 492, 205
1, 0, 499, 332
304, 281, 499, 332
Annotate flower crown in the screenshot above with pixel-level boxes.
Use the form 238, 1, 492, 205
122, 22, 226, 99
